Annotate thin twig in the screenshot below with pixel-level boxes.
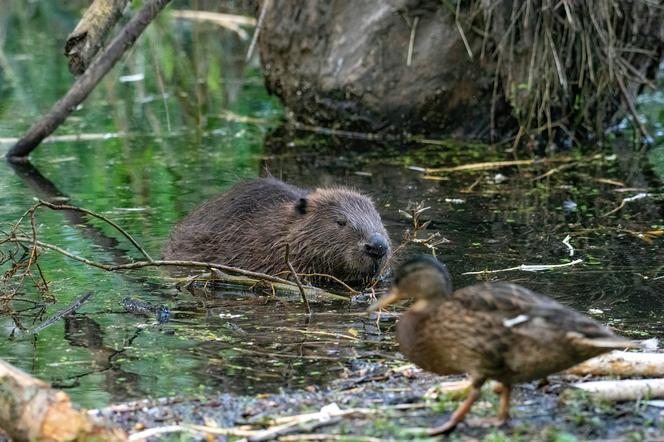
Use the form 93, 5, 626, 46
406, 16, 419, 66
246, 0, 272, 62
455, 1, 473, 59
37, 200, 153, 261
285, 244, 311, 315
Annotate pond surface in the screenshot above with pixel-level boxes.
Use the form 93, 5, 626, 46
0, 2, 663, 410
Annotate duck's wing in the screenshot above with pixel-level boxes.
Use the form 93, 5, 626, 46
451, 282, 557, 315
452, 282, 636, 350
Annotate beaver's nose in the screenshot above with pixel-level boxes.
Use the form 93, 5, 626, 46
364, 233, 389, 259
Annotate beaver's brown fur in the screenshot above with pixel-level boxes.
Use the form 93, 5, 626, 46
163, 177, 391, 283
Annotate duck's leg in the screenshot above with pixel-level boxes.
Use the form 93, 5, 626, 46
496, 383, 511, 423
428, 377, 485, 435
469, 383, 511, 427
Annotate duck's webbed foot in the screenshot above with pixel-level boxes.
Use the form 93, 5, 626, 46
466, 384, 511, 428
428, 378, 485, 436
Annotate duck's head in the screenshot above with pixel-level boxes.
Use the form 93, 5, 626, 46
368, 255, 453, 311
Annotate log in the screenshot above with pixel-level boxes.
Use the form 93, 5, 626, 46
0, 359, 126, 441
65, 0, 130, 75
5, 0, 172, 162
570, 379, 664, 402
566, 351, 664, 378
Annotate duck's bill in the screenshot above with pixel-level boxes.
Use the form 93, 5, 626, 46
367, 289, 401, 312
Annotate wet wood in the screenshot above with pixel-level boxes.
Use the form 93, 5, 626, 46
566, 351, 664, 378
6, 0, 172, 162
571, 379, 664, 402
0, 359, 126, 441
65, 0, 130, 75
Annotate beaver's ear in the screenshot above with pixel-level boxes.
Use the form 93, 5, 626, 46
295, 197, 308, 215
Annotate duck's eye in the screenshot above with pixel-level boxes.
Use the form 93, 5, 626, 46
336, 219, 347, 227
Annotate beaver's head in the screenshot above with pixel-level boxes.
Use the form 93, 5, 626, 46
287, 187, 391, 284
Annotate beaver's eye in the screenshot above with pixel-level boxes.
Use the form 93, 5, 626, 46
336, 219, 347, 227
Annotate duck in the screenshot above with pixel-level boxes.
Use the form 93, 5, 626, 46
368, 255, 637, 434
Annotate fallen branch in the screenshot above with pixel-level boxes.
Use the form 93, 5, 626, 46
570, 378, 664, 402
6, 0, 172, 161
1, 199, 353, 301
0, 359, 126, 441
566, 351, 664, 378
462, 259, 583, 275
6, 236, 330, 294
65, 0, 130, 75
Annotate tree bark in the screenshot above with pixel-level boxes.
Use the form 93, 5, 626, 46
0, 359, 126, 441
5, 0, 172, 163
65, 0, 130, 75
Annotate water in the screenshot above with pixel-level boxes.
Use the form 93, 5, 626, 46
0, 2, 663, 409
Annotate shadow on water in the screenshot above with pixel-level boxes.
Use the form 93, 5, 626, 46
0, 1, 662, 410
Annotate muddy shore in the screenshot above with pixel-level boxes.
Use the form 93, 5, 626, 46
93, 360, 664, 441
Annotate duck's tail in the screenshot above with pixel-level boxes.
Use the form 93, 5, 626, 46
566, 332, 646, 350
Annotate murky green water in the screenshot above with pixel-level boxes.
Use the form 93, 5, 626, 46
1, 2, 663, 409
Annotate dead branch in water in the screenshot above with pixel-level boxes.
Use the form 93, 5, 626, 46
13, 292, 92, 339
0, 359, 126, 441
6, 0, 172, 161
0, 201, 352, 306
65, 0, 130, 75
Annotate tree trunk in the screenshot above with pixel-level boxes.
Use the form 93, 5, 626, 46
258, 0, 663, 141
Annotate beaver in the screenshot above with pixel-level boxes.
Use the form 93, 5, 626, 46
163, 177, 391, 284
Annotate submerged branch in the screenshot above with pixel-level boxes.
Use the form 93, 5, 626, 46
15, 292, 92, 338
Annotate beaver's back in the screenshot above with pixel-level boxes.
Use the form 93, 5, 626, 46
163, 177, 306, 264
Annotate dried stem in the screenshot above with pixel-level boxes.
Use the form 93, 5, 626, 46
284, 244, 311, 315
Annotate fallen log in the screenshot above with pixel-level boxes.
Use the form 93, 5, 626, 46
566, 351, 664, 378
570, 379, 664, 402
5, 0, 172, 162
0, 359, 126, 441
